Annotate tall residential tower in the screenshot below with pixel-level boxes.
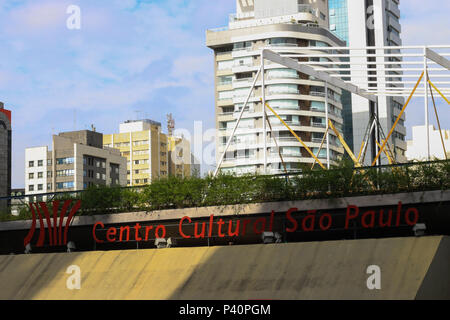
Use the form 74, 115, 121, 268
207, 0, 346, 175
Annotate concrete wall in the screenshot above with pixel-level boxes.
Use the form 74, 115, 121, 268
0, 236, 449, 299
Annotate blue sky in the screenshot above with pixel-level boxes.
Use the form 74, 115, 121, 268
0, 0, 448, 188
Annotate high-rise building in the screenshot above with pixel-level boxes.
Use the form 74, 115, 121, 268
206, 0, 346, 175
103, 119, 192, 186
0, 102, 12, 211
406, 125, 450, 161
25, 130, 127, 197
328, 0, 406, 164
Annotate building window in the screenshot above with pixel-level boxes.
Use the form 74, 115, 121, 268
37, 184, 43, 191
47, 159, 52, 166
56, 169, 74, 177
134, 140, 149, 146
38, 172, 43, 179
102, 173, 106, 180
96, 172, 100, 179
47, 171, 52, 178
56, 157, 74, 165
37, 160, 43, 167
29, 161, 34, 167
56, 181, 74, 189
29, 173, 34, 179
47, 183, 52, 190
29, 185, 34, 191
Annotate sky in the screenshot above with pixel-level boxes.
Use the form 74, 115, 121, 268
0, 0, 448, 188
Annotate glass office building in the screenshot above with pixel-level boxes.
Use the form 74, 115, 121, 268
328, 0, 349, 44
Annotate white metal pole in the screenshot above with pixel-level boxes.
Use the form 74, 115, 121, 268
325, 81, 330, 169
262, 53, 267, 174
424, 47, 430, 161
214, 67, 262, 177
374, 102, 381, 166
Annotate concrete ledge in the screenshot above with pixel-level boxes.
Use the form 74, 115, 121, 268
1, 189, 448, 231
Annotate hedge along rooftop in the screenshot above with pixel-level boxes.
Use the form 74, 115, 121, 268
1, 159, 449, 222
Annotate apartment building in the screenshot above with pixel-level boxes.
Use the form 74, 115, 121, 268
206, 0, 346, 175
406, 125, 450, 161
103, 120, 192, 186
328, 0, 406, 164
0, 102, 12, 211
25, 130, 127, 197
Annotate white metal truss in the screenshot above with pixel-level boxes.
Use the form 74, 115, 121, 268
214, 45, 450, 176
268, 45, 450, 97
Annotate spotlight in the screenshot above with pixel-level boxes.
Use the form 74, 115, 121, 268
24, 243, 32, 254
262, 232, 282, 244
167, 238, 176, 248
274, 232, 282, 243
67, 241, 76, 253
413, 223, 426, 237
154, 238, 167, 249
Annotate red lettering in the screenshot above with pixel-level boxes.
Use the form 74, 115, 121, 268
345, 205, 359, 229
179, 216, 191, 239
155, 225, 166, 239
93, 222, 104, 243
396, 202, 402, 226
253, 218, 266, 235
208, 214, 214, 237
194, 222, 206, 239
144, 226, 153, 241
217, 219, 225, 237
319, 213, 332, 231
405, 208, 419, 226
269, 210, 275, 231
134, 223, 142, 241
119, 226, 130, 242
302, 210, 316, 232
106, 227, 117, 242
379, 209, 392, 228
286, 208, 298, 232
241, 219, 251, 236
361, 210, 375, 228
228, 220, 240, 237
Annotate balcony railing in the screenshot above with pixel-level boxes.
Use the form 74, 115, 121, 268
311, 122, 326, 128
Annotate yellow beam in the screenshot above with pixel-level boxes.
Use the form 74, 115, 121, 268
263, 100, 326, 170
328, 120, 362, 167
428, 80, 450, 105
357, 140, 365, 162
311, 125, 329, 170
372, 72, 424, 166
376, 141, 394, 165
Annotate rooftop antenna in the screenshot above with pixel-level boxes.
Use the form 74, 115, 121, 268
134, 110, 141, 120
91, 124, 96, 132
167, 113, 175, 137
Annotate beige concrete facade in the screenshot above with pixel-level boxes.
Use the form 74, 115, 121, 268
103, 120, 192, 186
25, 130, 127, 196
